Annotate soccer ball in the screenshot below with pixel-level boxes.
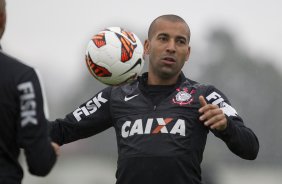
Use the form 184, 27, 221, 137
85, 27, 144, 85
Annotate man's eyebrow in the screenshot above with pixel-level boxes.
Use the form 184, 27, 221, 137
176, 35, 188, 41
156, 33, 169, 37
157, 33, 188, 40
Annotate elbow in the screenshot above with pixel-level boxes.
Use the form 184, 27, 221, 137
229, 138, 260, 160
29, 167, 52, 177
27, 149, 57, 176
29, 158, 57, 176
242, 151, 258, 160
247, 143, 260, 160
239, 141, 260, 160
28, 157, 57, 176
247, 137, 260, 160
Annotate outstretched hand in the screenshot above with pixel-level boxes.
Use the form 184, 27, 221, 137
198, 96, 227, 131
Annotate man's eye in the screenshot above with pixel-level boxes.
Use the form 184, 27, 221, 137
177, 39, 186, 44
159, 36, 167, 41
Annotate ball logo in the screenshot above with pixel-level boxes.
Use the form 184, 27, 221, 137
92, 33, 106, 48
115, 30, 137, 62
121, 30, 136, 43
86, 53, 112, 77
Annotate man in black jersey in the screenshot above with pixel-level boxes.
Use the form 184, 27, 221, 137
50, 14, 259, 184
0, 0, 59, 183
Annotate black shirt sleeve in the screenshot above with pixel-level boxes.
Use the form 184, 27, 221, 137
16, 68, 57, 176
204, 85, 259, 160
50, 87, 113, 145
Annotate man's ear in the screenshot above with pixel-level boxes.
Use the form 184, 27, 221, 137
143, 39, 150, 55
185, 46, 191, 62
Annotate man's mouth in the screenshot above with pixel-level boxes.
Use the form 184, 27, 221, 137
161, 56, 176, 64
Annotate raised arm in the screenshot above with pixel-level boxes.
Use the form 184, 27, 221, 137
49, 87, 113, 146
199, 86, 259, 160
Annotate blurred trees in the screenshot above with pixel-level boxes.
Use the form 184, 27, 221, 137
200, 29, 282, 164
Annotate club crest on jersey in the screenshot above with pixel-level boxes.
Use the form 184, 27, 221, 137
172, 87, 195, 105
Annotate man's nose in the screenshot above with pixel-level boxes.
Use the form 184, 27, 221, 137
166, 40, 176, 53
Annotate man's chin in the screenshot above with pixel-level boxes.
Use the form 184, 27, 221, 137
158, 69, 179, 79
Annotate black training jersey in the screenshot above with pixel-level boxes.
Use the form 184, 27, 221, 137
0, 51, 56, 183
51, 72, 259, 184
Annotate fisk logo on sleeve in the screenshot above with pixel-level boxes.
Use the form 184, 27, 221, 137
206, 92, 238, 117
17, 82, 37, 127
73, 92, 108, 122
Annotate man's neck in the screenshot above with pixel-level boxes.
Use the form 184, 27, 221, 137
148, 72, 180, 85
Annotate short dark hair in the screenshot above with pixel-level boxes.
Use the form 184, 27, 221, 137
148, 14, 191, 43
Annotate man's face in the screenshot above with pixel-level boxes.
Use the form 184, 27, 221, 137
144, 19, 191, 80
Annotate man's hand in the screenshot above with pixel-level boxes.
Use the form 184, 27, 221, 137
198, 96, 227, 131
51, 142, 60, 156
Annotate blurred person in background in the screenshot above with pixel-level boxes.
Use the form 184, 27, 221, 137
50, 14, 259, 184
0, 0, 59, 183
